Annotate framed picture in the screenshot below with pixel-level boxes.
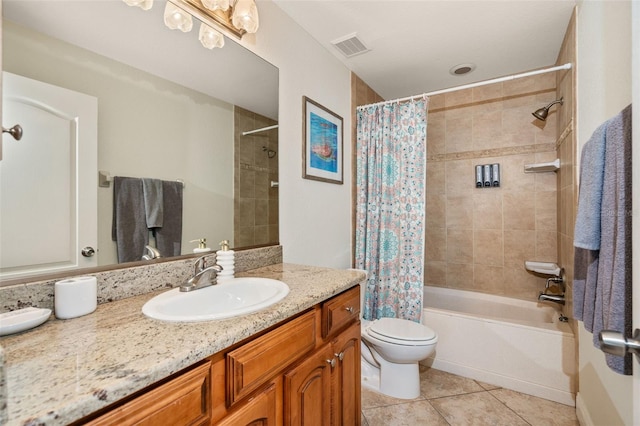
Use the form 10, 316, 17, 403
302, 96, 343, 184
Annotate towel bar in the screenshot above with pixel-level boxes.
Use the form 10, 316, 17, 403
98, 171, 185, 188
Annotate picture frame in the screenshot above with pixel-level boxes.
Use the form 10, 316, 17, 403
302, 96, 343, 184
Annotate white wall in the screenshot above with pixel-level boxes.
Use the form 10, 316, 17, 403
575, 1, 634, 425
237, 1, 353, 269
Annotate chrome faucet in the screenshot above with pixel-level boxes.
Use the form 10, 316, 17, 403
538, 268, 565, 305
180, 254, 223, 292
142, 245, 161, 260
538, 293, 565, 305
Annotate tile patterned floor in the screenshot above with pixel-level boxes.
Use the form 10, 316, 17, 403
361, 366, 579, 426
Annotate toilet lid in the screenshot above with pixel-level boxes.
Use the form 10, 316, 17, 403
368, 317, 436, 343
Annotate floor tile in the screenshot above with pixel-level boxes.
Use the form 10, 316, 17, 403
429, 392, 529, 426
420, 365, 485, 399
489, 388, 579, 426
361, 386, 422, 410
361, 412, 369, 426
475, 380, 501, 391
362, 400, 449, 426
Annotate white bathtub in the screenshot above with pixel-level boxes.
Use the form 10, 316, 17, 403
422, 286, 576, 406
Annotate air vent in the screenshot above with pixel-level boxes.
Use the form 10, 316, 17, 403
331, 33, 370, 58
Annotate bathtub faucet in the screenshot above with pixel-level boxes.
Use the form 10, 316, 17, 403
538, 292, 565, 305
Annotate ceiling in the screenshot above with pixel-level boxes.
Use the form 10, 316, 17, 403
273, 0, 577, 101
3, 0, 279, 119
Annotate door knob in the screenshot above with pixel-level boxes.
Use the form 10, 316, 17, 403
598, 329, 640, 357
2, 124, 23, 141
81, 247, 96, 257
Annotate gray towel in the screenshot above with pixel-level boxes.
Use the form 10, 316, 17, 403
574, 121, 607, 250
154, 180, 183, 257
574, 104, 632, 375
142, 178, 164, 228
112, 177, 149, 263
593, 104, 632, 375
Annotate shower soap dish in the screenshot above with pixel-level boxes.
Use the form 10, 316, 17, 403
0, 307, 51, 336
524, 261, 561, 276
524, 159, 560, 173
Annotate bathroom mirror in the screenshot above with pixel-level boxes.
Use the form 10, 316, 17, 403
1, 0, 278, 282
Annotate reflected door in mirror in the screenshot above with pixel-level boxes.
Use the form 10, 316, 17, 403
0, 72, 98, 279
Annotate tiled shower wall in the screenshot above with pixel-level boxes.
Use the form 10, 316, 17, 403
424, 73, 560, 300
233, 106, 279, 247
556, 12, 576, 324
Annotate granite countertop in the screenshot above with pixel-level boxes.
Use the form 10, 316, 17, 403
0, 263, 365, 426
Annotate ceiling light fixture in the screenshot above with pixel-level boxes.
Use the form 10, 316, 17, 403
123, 0, 259, 49
449, 63, 476, 76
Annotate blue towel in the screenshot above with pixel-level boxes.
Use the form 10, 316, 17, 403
574, 121, 607, 250
142, 178, 164, 228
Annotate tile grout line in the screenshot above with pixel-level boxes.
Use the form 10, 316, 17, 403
485, 389, 534, 426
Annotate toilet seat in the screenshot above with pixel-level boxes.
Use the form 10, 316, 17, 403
366, 317, 436, 346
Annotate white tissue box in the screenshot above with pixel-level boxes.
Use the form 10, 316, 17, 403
54, 276, 97, 319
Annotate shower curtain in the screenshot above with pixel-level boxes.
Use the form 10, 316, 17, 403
355, 98, 428, 322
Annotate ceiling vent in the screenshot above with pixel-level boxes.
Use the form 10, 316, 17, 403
331, 33, 370, 58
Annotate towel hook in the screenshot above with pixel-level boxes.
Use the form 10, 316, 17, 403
2, 124, 23, 141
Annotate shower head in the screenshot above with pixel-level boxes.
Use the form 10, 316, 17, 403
532, 97, 564, 121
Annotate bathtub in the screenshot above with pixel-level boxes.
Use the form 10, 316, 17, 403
422, 286, 576, 406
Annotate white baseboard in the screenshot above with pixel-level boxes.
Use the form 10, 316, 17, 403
575, 392, 594, 426
425, 357, 576, 407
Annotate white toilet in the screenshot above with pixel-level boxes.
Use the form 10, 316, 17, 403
357, 275, 438, 400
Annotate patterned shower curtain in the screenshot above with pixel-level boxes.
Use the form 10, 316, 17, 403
355, 98, 428, 322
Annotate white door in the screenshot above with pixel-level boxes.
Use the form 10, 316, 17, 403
632, 4, 639, 424
1, 72, 98, 279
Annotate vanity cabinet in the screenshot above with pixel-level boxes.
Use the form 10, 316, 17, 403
85, 360, 212, 426
77, 286, 360, 426
284, 322, 360, 426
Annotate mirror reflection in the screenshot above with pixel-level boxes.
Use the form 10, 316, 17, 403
1, 0, 279, 281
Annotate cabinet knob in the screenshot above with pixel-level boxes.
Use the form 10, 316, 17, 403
326, 358, 336, 368
334, 352, 344, 361
345, 306, 354, 314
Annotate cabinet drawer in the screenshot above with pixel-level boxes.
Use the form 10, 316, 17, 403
87, 361, 211, 426
322, 286, 360, 338
227, 310, 317, 405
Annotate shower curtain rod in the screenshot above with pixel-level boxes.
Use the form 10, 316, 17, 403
356, 63, 572, 110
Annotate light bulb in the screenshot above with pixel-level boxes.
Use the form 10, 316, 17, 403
231, 0, 259, 34
202, 0, 229, 12
164, 2, 193, 32
199, 23, 225, 49
123, 0, 153, 10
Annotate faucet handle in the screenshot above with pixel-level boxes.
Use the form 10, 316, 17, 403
194, 253, 217, 271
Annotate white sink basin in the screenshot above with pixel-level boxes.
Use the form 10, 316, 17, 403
142, 277, 289, 322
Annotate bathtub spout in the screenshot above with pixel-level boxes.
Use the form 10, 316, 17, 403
538, 292, 565, 305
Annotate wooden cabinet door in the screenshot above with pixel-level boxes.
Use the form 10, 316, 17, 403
331, 322, 361, 426
284, 345, 333, 426
217, 379, 281, 426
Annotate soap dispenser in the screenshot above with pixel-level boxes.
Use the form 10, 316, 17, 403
190, 238, 212, 254
216, 239, 235, 281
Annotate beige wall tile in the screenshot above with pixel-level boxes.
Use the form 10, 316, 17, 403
504, 230, 536, 269
536, 191, 557, 231
447, 229, 473, 263
427, 162, 446, 194
447, 195, 474, 229
473, 264, 506, 294
474, 229, 504, 266
446, 262, 474, 289
425, 261, 447, 286
473, 192, 503, 230
445, 116, 473, 153
446, 159, 474, 194
472, 110, 504, 151
536, 230, 558, 262
503, 192, 536, 230
425, 227, 447, 262
427, 194, 446, 228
